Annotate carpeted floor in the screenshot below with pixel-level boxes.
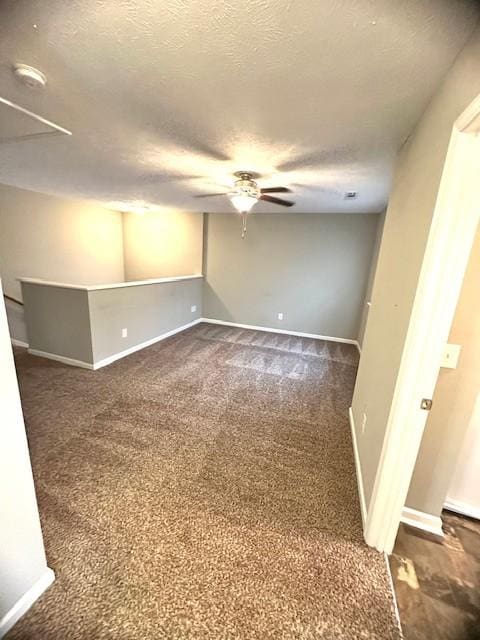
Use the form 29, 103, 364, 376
8, 323, 401, 639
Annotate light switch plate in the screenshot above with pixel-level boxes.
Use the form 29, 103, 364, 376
441, 343, 461, 369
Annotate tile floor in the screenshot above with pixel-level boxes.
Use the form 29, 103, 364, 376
390, 511, 480, 639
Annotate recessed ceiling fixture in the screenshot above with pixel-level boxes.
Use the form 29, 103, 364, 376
12, 64, 47, 89
194, 172, 294, 238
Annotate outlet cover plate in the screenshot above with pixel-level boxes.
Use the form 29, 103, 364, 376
441, 343, 461, 369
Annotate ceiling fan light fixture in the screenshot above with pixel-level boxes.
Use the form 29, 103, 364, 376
195, 171, 294, 239
194, 170, 293, 229
229, 175, 261, 213
230, 193, 258, 213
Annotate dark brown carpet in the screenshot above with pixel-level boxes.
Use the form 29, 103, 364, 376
8, 323, 400, 639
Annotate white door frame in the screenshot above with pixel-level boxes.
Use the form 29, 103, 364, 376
365, 94, 480, 554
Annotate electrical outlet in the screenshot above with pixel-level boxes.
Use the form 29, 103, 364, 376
121, 328, 128, 338
191, 305, 197, 313
361, 413, 367, 434
278, 312, 283, 321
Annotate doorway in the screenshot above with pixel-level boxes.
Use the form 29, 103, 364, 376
365, 94, 480, 554
388, 220, 480, 637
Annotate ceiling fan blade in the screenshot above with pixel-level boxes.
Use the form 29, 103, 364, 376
260, 187, 292, 194
260, 195, 295, 207
193, 192, 229, 198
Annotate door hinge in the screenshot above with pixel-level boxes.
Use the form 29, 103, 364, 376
420, 398, 433, 411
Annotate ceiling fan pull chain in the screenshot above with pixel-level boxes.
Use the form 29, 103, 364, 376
241, 211, 247, 239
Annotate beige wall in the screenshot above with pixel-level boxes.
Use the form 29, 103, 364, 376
351, 25, 480, 512
0, 279, 52, 631
446, 396, 480, 516
20, 277, 202, 366
357, 211, 386, 349
0, 184, 124, 298
122, 211, 203, 281
89, 278, 202, 363
22, 284, 93, 363
406, 225, 480, 516
0, 184, 124, 341
203, 212, 380, 340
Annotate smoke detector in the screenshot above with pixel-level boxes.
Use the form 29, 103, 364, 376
12, 64, 47, 89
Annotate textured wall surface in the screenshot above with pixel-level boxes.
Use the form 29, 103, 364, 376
203, 212, 380, 340
351, 26, 480, 512
0, 1, 478, 214
123, 211, 203, 281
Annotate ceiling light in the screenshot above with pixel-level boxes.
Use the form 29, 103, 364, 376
12, 64, 47, 89
229, 193, 258, 213
228, 175, 260, 214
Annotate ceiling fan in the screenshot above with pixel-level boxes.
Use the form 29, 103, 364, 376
194, 172, 294, 238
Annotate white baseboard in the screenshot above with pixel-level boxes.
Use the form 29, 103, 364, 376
348, 407, 367, 528
28, 348, 94, 369
444, 499, 480, 521
0, 568, 54, 638
400, 506, 444, 537
25, 317, 359, 372
26, 319, 203, 371
11, 338, 29, 348
93, 318, 203, 369
201, 318, 360, 349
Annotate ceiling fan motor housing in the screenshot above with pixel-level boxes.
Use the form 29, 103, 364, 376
232, 173, 260, 200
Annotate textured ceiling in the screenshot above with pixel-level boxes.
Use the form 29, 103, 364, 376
0, 0, 478, 214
